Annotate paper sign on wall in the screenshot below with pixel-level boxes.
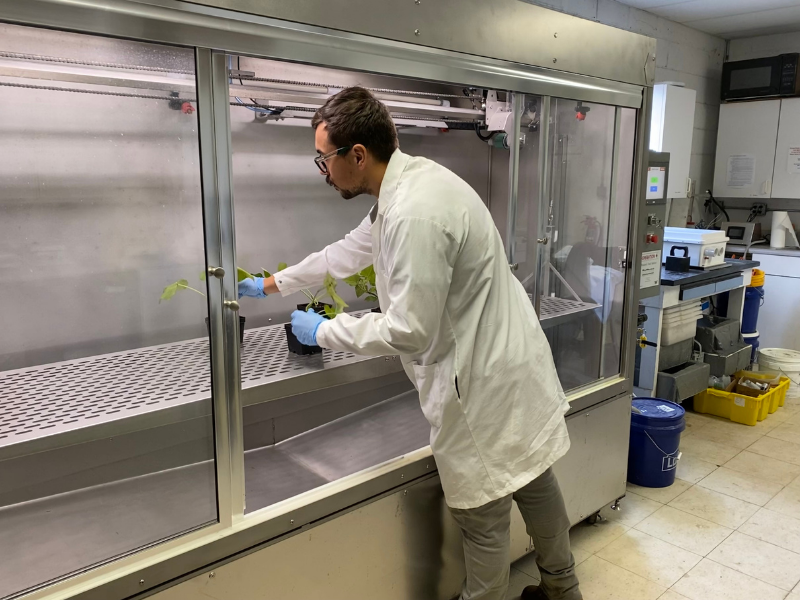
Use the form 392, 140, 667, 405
727, 154, 756, 188
788, 147, 800, 175
640, 250, 661, 289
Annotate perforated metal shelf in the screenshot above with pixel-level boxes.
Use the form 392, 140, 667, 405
0, 312, 402, 459
538, 296, 600, 329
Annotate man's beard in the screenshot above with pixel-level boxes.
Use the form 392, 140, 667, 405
327, 174, 368, 200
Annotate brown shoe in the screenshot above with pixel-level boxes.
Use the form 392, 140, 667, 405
520, 585, 548, 600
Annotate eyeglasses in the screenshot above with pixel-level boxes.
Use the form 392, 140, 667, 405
314, 146, 351, 174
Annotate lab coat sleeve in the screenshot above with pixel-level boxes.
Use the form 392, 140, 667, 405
274, 214, 374, 296
316, 216, 458, 356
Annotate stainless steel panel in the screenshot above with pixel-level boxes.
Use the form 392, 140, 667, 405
506, 92, 523, 265
164, 0, 655, 87
0, 0, 646, 108
552, 393, 631, 525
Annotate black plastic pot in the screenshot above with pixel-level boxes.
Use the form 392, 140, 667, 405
285, 303, 331, 355
205, 316, 246, 345
370, 306, 382, 313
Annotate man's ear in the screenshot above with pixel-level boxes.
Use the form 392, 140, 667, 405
352, 144, 368, 169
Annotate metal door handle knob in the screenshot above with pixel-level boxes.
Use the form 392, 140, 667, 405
207, 266, 226, 279
224, 300, 240, 311
537, 237, 549, 245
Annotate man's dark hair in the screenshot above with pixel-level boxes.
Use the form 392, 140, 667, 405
311, 86, 398, 164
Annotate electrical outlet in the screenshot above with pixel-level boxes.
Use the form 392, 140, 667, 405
752, 202, 767, 216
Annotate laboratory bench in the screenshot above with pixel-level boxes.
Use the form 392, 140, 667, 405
635, 258, 759, 399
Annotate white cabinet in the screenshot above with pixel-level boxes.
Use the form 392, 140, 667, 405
753, 253, 800, 351
713, 100, 781, 198
650, 83, 696, 199
773, 98, 800, 199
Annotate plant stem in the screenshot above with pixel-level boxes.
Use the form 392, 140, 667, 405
179, 284, 206, 298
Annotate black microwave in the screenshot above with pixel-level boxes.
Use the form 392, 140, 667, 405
722, 53, 800, 101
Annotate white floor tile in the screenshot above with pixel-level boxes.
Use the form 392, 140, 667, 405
634, 505, 733, 556
672, 558, 787, 600
596, 529, 702, 588
626, 479, 692, 504
696, 467, 784, 506
512, 552, 542, 581
724, 450, 800, 486
658, 592, 690, 600
573, 555, 665, 600
683, 411, 717, 433
754, 415, 784, 434
690, 421, 765, 451
569, 519, 629, 554
767, 421, 800, 445
708, 531, 800, 591
676, 455, 719, 485
669, 485, 760, 529
678, 434, 741, 466
740, 508, 800, 555
601, 492, 662, 528
791, 476, 800, 490
766, 486, 800, 521
749, 436, 800, 466
787, 591, 800, 600
506, 567, 538, 600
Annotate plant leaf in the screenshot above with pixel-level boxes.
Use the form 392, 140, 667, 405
366, 294, 379, 302
277, 262, 288, 272
355, 281, 367, 298
260, 269, 271, 278
323, 305, 337, 318
323, 273, 348, 315
160, 282, 179, 303
363, 264, 376, 286
199, 271, 206, 282
237, 267, 254, 282
343, 274, 360, 286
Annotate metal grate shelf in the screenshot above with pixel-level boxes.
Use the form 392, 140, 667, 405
538, 296, 600, 329
0, 312, 401, 458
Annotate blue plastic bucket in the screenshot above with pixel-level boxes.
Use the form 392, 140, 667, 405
741, 286, 764, 334
743, 331, 760, 364
628, 398, 686, 488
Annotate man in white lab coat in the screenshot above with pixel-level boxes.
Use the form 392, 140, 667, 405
238, 87, 582, 600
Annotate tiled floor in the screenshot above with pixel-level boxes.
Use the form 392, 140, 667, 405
506, 394, 800, 600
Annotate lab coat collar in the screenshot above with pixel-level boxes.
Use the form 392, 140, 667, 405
377, 149, 410, 216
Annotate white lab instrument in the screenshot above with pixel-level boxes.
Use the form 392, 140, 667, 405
663, 227, 729, 268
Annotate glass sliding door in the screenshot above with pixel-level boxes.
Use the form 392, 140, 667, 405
0, 24, 218, 598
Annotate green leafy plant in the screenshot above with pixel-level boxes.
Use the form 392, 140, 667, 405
160, 278, 206, 302
301, 273, 348, 318
343, 265, 378, 303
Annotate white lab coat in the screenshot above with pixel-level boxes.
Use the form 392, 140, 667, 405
275, 150, 570, 509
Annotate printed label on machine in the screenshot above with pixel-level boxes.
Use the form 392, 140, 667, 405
640, 250, 661, 288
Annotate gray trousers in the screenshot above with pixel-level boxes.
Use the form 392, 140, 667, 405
448, 468, 582, 600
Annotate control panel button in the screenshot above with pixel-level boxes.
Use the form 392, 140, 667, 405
646, 233, 659, 244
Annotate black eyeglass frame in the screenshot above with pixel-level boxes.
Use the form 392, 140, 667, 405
314, 145, 352, 174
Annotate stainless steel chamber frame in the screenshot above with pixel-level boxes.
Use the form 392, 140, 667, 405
0, 1, 656, 599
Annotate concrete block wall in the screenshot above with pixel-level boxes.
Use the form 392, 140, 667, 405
524, 0, 727, 224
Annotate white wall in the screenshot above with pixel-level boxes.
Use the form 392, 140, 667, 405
523, 0, 727, 225
729, 32, 800, 61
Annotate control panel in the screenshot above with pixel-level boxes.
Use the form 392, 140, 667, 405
638, 151, 669, 299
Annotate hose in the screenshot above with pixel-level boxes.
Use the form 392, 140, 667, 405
474, 122, 497, 142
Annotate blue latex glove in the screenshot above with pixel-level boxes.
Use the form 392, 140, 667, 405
238, 277, 266, 299
291, 309, 325, 346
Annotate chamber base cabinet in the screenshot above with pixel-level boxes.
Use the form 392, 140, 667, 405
713, 100, 780, 198
146, 394, 631, 600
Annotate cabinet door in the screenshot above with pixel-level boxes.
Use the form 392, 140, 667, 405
713, 100, 780, 198
650, 84, 695, 199
772, 98, 800, 199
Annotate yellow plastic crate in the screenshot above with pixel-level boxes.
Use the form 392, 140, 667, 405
735, 371, 790, 414
693, 376, 790, 426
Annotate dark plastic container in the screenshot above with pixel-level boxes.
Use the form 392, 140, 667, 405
741, 286, 764, 334
284, 303, 330, 355
628, 398, 686, 488
205, 316, 246, 345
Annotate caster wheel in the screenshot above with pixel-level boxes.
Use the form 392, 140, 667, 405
586, 511, 601, 525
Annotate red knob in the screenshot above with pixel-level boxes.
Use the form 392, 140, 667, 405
646, 234, 659, 244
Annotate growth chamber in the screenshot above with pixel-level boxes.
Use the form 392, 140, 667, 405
0, 2, 658, 599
